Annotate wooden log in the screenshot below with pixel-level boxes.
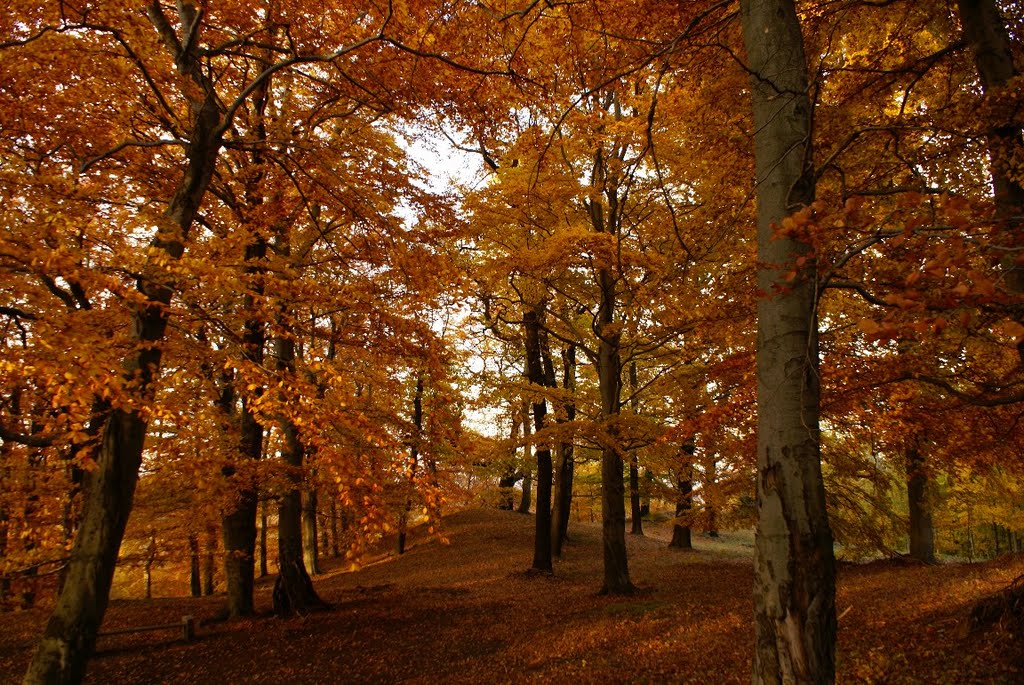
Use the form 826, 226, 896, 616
99, 615, 196, 642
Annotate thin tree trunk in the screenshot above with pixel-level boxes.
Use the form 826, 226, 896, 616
524, 305, 553, 572
397, 375, 424, 556
22, 6, 223, 680
203, 526, 216, 596
189, 534, 201, 598
303, 489, 320, 574
968, 504, 975, 562
629, 362, 643, 536
518, 401, 533, 516
143, 531, 156, 601
552, 344, 577, 558
741, 0, 836, 682
704, 457, 719, 538
587, 128, 632, 594
258, 497, 269, 578
330, 499, 340, 558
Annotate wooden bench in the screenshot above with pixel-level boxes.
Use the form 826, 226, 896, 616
99, 615, 196, 642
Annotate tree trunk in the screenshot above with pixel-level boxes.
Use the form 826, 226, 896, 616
518, 402, 533, 516
629, 362, 643, 536
203, 527, 216, 596
551, 344, 577, 558
670, 446, 695, 550
271, 307, 324, 616
598, 265, 631, 593
258, 497, 269, 578
330, 499, 341, 558
740, 1, 836, 682
629, 456, 643, 536
498, 411, 521, 510
705, 457, 720, 538
22, 7, 223, 680
498, 468, 519, 510
144, 532, 156, 601
957, 0, 1024, 363
303, 489, 320, 574
189, 534, 201, 598
906, 445, 936, 563
221, 226, 267, 615
524, 305, 553, 572
273, 448, 322, 614
397, 375, 424, 556
222, 412, 260, 616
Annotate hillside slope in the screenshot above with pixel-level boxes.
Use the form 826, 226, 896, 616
1, 508, 1021, 683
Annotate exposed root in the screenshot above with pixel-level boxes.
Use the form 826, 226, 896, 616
969, 574, 1024, 635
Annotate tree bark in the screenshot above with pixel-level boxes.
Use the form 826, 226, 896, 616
670, 445, 695, 550
906, 444, 936, 563
258, 497, 269, 578
397, 375, 424, 556
518, 402, 534, 516
740, 0, 836, 682
303, 489, 320, 574
629, 362, 643, 536
957, 0, 1024, 364
271, 298, 324, 616
22, 6, 223, 681
189, 534, 201, 598
704, 457, 720, 538
551, 344, 576, 558
222, 402, 261, 615
585, 121, 633, 594
330, 499, 341, 558
524, 304, 553, 572
203, 527, 216, 596
597, 263, 630, 593
499, 411, 522, 510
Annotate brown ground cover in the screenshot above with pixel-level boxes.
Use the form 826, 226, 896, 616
1, 508, 1022, 684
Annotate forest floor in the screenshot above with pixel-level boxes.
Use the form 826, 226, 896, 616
2, 508, 1023, 684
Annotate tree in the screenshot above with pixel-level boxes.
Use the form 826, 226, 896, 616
22, 4, 225, 680
740, 0, 836, 682
957, 0, 1024, 364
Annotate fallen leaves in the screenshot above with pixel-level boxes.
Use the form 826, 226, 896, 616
1, 508, 1022, 684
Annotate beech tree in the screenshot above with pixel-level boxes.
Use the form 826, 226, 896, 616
740, 0, 836, 682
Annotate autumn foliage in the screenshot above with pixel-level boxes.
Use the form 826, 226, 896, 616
1, 0, 1023, 683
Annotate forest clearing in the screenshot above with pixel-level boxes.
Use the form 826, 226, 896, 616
2, 1, 1024, 683
2, 508, 1022, 684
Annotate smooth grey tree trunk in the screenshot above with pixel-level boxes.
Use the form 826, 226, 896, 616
957, 0, 1024, 365
22, 7, 224, 683
740, 1, 836, 682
